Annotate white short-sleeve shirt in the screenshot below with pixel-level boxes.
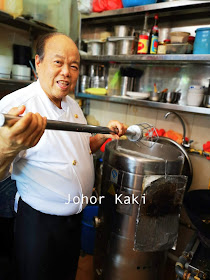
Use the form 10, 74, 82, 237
0, 80, 95, 216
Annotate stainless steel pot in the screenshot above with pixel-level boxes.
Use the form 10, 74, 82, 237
116, 36, 135, 55
87, 41, 103, 55
114, 25, 130, 37
104, 41, 115, 55
96, 139, 187, 280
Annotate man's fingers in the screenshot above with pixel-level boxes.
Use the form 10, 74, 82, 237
27, 114, 47, 147
9, 112, 34, 136
8, 105, 26, 116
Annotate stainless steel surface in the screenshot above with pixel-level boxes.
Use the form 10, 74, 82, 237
104, 41, 115, 56
97, 139, 186, 279
80, 75, 90, 93
114, 25, 130, 37
0, 10, 57, 34
149, 91, 159, 102
76, 92, 210, 115
156, 137, 193, 191
104, 233, 166, 280
166, 91, 176, 103
134, 77, 141, 92
87, 41, 103, 56
120, 76, 132, 96
116, 37, 134, 55
81, 1, 210, 23
104, 140, 184, 175
164, 111, 187, 147
81, 54, 210, 64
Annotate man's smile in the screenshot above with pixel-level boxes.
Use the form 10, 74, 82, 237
57, 80, 70, 90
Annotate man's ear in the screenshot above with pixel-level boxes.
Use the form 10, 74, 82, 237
35, 54, 41, 74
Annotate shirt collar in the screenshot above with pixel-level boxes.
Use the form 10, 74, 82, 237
36, 79, 68, 113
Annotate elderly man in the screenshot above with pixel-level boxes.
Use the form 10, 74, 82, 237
0, 32, 126, 280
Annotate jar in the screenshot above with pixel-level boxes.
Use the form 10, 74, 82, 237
137, 34, 149, 54
157, 42, 165, 54
193, 27, 210, 54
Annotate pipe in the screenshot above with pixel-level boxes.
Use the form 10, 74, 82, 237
0, 114, 142, 141
175, 232, 203, 280
164, 111, 189, 148
0, 113, 116, 134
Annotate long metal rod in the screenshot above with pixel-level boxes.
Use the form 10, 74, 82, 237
0, 113, 117, 135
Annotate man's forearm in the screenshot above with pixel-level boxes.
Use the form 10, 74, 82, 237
0, 153, 16, 181
90, 134, 109, 154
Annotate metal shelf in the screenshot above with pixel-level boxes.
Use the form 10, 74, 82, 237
0, 78, 32, 96
81, 54, 210, 65
76, 92, 210, 115
81, 1, 210, 24
0, 10, 56, 35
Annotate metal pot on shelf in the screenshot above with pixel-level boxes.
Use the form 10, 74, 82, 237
87, 40, 103, 56
116, 36, 135, 55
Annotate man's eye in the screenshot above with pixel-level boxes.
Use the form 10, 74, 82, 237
55, 61, 61, 64
71, 65, 78, 70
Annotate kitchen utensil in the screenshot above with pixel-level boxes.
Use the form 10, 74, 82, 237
29, 60, 37, 80
87, 40, 103, 56
149, 91, 159, 102
166, 91, 181, 104
193, 27, 210, 54
80, 75, 90, 93
165, 43, 192, 54
13, 44, 32, 67
187, 86, 204, 107
116, 36, 135, 55
169, 32, 190, 43
0, 114, 153, 143
120, 76, 132, 96
104, 40, 115, 55
126, 91, 150, 99
114, 25, 130, 37
12, 64, 31, 80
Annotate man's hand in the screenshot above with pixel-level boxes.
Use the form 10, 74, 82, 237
107, 120, 127, 139
1, 105, 47, 157
90, 120, 127, 153
0, 106, 47, 156
0, 105, 47, 180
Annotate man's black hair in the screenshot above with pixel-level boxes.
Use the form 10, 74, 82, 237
36, 32, 69, 61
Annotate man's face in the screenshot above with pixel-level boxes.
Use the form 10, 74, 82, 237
35, 35, 80, 107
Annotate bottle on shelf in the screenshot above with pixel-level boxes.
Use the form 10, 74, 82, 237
150, 14, 159, 54
137, 12, 150, 55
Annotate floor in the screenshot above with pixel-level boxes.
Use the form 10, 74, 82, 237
76, 254, 94, 280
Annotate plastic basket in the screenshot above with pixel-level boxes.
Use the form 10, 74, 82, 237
81, 205, 99, 255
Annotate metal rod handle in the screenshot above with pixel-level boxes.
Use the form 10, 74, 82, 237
0, 113, 117, 135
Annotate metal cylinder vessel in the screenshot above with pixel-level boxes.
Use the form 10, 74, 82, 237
95, 139, 186, 280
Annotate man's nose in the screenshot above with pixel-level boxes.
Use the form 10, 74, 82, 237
61, 65, 70, 77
